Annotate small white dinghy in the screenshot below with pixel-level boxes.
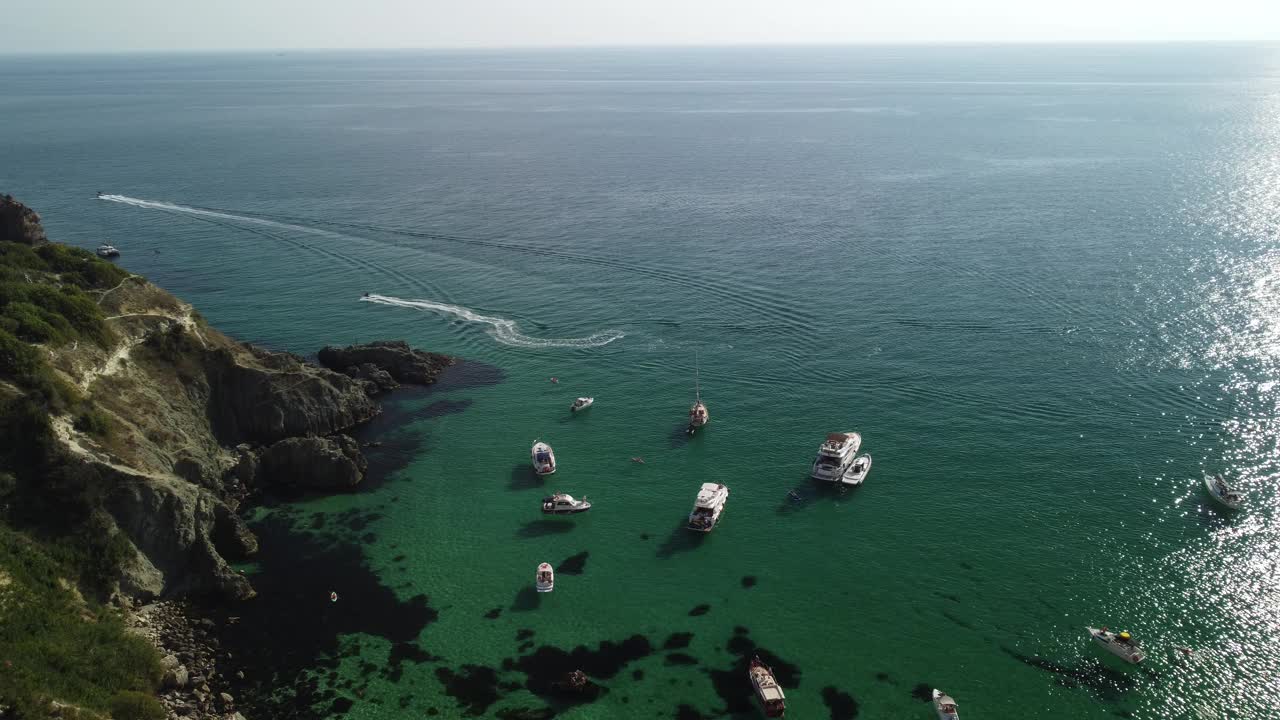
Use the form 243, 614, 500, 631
841, 454, 872, 486
932, 689, 959, 720
1087, 626, 1145, 664
1204, 474, 1242, 510
535, 562, 554, 593
570, 397, 594, 412
96, 244, 120, 258
532, 441, 557, 476
542, 492, 591, 514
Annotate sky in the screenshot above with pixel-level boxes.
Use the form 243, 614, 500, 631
3, 0, 1279, 53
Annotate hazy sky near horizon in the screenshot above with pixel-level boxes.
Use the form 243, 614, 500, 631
3, 0, 1279, 53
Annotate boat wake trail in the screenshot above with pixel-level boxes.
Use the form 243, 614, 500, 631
363, 294, 624, 349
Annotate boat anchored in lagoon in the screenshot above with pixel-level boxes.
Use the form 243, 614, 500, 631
570, 397, 594, 412
841, 453, 872, 486
536, 563, 555, 593
1204, 474, 1242, 510
688, 353, 709, 434
688, 482, 729, 532
748, 656, 786, 717
96, 244, 120, 258
932, 689, 959, 720
811, 432, 861, 482
532, 441, 557, 476
542, 493, 591, 514
1087, 626, 1145, 664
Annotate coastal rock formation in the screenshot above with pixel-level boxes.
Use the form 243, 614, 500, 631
318, 340, 453, 389
0, 192, 48, 245
206, 345, 379, 444
255, 434, 368, 490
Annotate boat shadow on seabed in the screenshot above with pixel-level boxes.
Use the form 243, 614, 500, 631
655, 518, 708, 559
775, 478, 856, 515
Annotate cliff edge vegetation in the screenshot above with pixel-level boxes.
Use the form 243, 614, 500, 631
0, 194, 443, 719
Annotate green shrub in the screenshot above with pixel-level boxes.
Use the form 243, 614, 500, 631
73, 408, 111, 437
6, 300, 74, 344
0, 327, 43, 378
0, 527, 161, 718
107, 692, 165, 720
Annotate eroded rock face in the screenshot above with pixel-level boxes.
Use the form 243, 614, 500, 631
0, 193, 48, 246
318, 340, 452, 386
205, 346, 379, 444
99, 464, 256, 601
255, 435, 367, 490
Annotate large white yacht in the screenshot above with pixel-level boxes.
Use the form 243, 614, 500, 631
810, 432, 861, 482
1087, 626, 1145, 664
687, 482, 729, 532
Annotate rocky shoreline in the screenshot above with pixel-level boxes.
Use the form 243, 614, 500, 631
124, 341, 456, 720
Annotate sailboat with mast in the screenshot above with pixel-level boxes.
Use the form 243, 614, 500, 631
688, 352, 710, 434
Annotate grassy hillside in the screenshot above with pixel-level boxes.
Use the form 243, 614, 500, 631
0, 198, 164, 718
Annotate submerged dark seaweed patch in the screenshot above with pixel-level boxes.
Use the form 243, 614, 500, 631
707, 628, 802, 716
675, 703, 705, 720
484, 608, 502, 619
741, 575, 757, 588
556, 551, 589, 575
665, 653, 698, 666
688, 604, 711, 617
633, 669, 645, 680
330, 696, 354, 714
663, 632, 693, 650
435, 665, 502, 716
514, 635, 653, 703
496, 708, 556, 720
516, 519, 575, 538
202, 508, 438, 719
874, 672, 891, 683
822, 686, 859, 720
911, 684, 933, 702
516, 629, 535, 641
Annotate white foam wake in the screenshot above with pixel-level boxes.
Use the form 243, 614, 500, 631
98, 194, 342, 239
362, 294, 624, 349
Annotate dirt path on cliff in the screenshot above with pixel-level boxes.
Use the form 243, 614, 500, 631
76, 307, 206, 393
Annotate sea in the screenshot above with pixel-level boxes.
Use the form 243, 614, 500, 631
1, 45, 1278, 719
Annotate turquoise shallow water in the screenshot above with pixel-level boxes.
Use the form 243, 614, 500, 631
3, 45, 1280, 719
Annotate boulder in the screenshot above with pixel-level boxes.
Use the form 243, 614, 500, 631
163, 665, 190, 689
344, 362, 399, 395
255, 435, 367, 490
318, 340, 452, 386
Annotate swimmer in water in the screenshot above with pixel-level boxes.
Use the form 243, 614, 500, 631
550, 377, 559, 384
630, 457, 645, 464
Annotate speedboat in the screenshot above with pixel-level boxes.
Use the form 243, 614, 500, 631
542, 493, 591, 514
688, 482, 729, 532
1087, 626, 1145, 664
841, 454, 872, 486
932, 689, 959, 720
536, 562, 554, 593
570, 397, 594, 412
748, 656, 786, 717
1204, 474, 1242, 510
531, 441, 556, 476
96, 244, 120, 258
687, 352, 709, 433
811, 432, 861, 482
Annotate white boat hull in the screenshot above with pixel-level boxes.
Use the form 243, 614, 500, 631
531, 442, 557, 476
840, 454, 872, 486
1087, 627, 1145, 664
536, 563, 554, 593
932, 689, 959, 720
1204, 475, 1241, 510
571, 397, 593, 412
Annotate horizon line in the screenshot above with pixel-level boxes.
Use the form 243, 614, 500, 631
2, 39, 1278, 58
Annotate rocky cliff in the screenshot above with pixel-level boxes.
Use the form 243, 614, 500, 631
0, 196, 448, 605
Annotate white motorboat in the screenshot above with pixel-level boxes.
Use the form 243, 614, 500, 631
96, 244, 120, 258
542, 493, 591, 514
811, 432, 861, 482
1204, 474, 1242, 510
532, 441, 557, 476
932, 689, 959, 720
570, 397, 594, 412
841, 454, 872, 486
688, 482, 729, 532
535, 562, 554, 593
1087, 626, 1145, 664
748, 656, 786, 717
688, 352, 709, 433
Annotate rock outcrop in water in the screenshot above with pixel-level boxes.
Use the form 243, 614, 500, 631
255, 434, 368, 491
318, 340, 453, 393
0, 192, 48, 246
